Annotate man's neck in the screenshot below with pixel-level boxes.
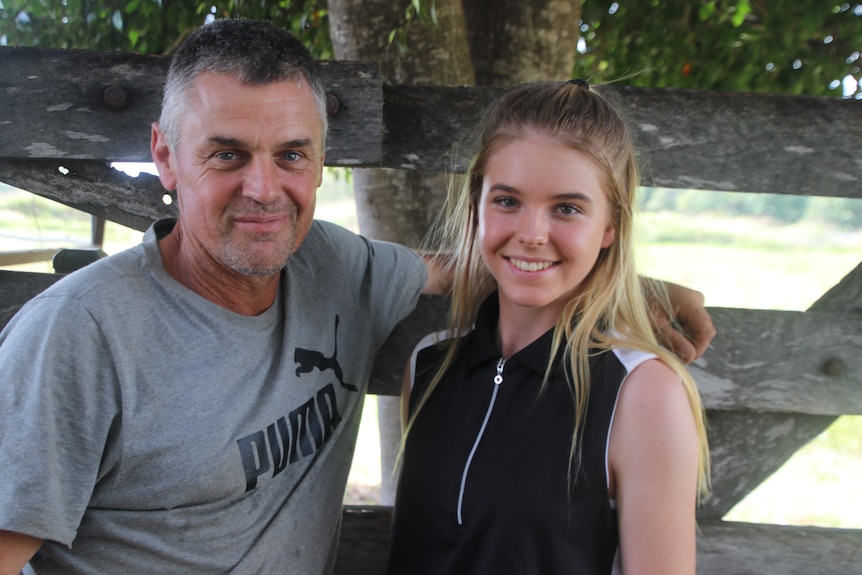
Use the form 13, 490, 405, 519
157, 228, 280, 316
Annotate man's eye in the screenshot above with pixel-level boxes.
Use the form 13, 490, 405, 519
282, 151, 302, 162
215, 151, 237, 161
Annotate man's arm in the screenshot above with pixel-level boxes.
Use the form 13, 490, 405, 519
421, 254, 452, 296
0, 530, 42, 575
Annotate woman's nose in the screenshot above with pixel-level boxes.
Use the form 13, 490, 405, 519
517, 211, 549, 246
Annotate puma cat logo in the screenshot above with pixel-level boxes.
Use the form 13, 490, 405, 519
294, 315, 357, 392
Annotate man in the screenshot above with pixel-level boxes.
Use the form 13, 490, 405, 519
0, 19, 713, 574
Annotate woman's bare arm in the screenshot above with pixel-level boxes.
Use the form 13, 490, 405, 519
609, 359, 701, 575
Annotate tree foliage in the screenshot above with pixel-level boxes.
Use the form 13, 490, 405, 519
3, 0, 861, 97
0, 0, 331, 57
578, 1, 862, 97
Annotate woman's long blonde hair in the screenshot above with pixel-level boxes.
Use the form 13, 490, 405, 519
409, 81, 709, 498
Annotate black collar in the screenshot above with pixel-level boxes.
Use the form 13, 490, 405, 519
463, 293, 559, 377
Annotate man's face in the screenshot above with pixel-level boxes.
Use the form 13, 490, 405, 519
153, 72, 325, 277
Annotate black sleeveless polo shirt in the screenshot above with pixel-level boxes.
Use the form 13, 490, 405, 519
387, 295, 648, 575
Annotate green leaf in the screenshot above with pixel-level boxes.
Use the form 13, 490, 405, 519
698, 1, 716, 21
732, 0, 752, 27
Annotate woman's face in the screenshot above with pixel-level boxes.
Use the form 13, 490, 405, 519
478, 133, 616, 326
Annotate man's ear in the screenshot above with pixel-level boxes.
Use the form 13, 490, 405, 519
150, 122, 177, 191
316, 154, 326, 188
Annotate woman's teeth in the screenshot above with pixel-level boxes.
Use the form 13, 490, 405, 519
510, 258, 552, 272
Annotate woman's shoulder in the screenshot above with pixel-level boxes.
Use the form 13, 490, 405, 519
410, 329, 462, 382
608, 356, 700, 497
613, 356, 697, 455
620, 357, 684, 400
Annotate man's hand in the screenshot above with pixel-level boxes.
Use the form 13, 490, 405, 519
650, 280, 716, 363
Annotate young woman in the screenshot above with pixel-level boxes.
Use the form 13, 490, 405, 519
386, 80, 710, 575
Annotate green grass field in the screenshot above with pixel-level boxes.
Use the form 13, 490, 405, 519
2, 174, 860, 528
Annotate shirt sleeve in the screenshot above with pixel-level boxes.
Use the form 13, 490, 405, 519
365, 237, 428, 336
304, 220, 428, 344
0, 293, 120, 546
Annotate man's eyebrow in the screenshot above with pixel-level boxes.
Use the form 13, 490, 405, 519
279, 137, 316, 149
204, 136, 317, 149
206, 135, 245, 148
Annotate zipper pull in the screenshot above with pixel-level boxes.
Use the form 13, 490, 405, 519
494, 357, 506, 385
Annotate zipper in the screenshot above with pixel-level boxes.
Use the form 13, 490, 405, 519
456, 356, 507, 525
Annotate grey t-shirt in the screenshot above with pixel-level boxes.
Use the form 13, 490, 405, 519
0, 218, 427, 574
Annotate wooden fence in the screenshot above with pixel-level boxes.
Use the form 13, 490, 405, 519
1, 46, 861, 574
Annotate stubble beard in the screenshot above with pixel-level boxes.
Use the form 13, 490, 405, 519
216, 208, 305, 278
219, 234, 296, 277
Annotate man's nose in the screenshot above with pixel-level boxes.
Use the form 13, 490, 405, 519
243, 157, 281, 204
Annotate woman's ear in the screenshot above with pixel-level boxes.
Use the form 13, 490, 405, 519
602, 225, 616, 249
150, 122, 178, 192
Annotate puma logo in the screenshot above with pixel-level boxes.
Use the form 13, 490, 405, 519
294, 315, 357, 392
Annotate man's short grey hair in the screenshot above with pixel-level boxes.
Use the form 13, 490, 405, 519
159, 19, 328, 150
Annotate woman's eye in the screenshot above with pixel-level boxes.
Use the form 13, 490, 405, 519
558, 204, 581, 215
495, 197, 518, 208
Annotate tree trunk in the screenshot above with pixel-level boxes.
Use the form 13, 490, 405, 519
329, 0, 584, 505
350, 167, 453, 504
463, 0, 581, 85
328, 0, 475, 504
329, 0, 475, 85
328, 0, 601, 506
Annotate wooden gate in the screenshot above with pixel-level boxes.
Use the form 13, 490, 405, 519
1, 46, 860, 574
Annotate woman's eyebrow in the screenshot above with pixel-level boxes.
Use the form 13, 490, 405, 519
489, 183, 595, 203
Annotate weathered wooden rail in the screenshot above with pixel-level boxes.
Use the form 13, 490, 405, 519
2, 46, 861, 574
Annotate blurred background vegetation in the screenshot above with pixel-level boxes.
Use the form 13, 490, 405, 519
2, 1, 862, 97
